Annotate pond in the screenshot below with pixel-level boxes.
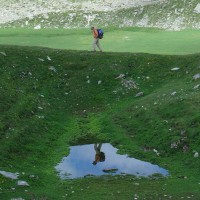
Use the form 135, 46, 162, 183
55, 143, 168, 179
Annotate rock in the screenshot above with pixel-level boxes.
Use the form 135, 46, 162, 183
153, 149, 160, 156
49, 66, 57, 72
135, 92, 144, 97
122, 79, 138, 89
98, 80, 102, 85
38, 58, 44, 62
0, 52, 7, 56
193, 73, 200, 80
171, 142, 178, 149
171, 67, 180, 71
47, 56, 51, 61
17, 180, 29, 186
193, 151, 199, 158
183, 145, 189, 152
34, 24, 41, 29
171, 91, 177, 96
0, 171, 19, 179
194, 84, 200, 89
194, 3, 200, 13
115, 74, 125, 79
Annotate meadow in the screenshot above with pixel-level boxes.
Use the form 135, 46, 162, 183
0, 28, 200, 55
0, 28, 200, 199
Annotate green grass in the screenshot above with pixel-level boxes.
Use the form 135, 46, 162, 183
1, 28, 200, 55
0, 45, 200, 199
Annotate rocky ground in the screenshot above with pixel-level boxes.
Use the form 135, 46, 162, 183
0, 0, 200, 30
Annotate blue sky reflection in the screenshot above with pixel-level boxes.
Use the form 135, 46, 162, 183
55, 143, 168, 179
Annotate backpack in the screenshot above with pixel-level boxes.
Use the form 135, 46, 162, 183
100, 152, 105, 162
97, 29, 104, 39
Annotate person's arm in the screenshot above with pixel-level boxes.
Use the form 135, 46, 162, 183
93, 29, 98, 38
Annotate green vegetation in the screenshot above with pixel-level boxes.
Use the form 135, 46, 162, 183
0, 45, 200, 199
0, 28, 200, 55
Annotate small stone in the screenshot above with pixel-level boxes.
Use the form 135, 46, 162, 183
135, 92, 144, 97
171, 91, 177, 96
194, 151, 199, 158
47, 56, 51, 61
194, 84, 200, 89
34, 24, 41, 29
17, 180, 29, 186
115, 74, 125, 79
0, 52, 6, 56
49, 66, 57, 72
193, 73, 200, 80
171, 67, 180, 71
38, 58, 44, 62
98, 80, 102, 85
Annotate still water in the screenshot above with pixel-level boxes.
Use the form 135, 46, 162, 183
55, 143, 168, 179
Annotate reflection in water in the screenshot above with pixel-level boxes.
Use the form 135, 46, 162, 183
93, 143, 105, 165
55, 143, 168, 179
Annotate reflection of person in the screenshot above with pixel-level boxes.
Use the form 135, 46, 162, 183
93, 143, 105, 165
91, 26, 103, 52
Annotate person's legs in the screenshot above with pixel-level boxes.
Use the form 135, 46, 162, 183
97, 143, 102, 150
94, 144, 98, 151
96, 38, 103, 52
92, 38, 97, 51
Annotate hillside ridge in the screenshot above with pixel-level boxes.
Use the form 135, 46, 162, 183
1, 0, 200, 30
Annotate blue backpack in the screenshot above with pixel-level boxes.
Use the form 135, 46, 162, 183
97, 29, 104, 39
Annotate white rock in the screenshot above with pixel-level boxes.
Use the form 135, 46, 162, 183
171, 91, 177, 96
153, 149, 160, 156
135, 92, 144, 97
0, 171, 19, 179
194, 151, 199, 158
193, 73, 200, 80
0, 52, 6, 56
34, 24, 41, 29
194, 84, 200, 89
98, 80, 102, 85
17, 180, 29, 186
171, 67, 180, 71
38, 58, 44, 62
47, 56, 51, 61
115, 74, 125, 79
194, 3, 200, 13
49, 66, 57, 72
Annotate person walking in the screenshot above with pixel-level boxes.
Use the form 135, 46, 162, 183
91, 26, 103, 52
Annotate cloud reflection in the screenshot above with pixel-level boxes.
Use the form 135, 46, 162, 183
55, 143, 168, 179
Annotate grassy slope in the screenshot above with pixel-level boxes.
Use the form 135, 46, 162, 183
0, 45, 200, 199
0, 28, 200, 55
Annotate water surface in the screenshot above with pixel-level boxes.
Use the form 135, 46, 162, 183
55, 143, 168, 179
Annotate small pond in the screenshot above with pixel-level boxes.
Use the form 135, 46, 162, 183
55, 143, 168, 179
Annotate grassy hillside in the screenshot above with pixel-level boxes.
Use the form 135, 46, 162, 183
1, 28, 200, 55
1, 0, 200, 30
0, 45, 200, 199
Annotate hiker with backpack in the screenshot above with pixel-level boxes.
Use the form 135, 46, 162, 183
91, 26, 103, 52
92, 143, 105, 165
